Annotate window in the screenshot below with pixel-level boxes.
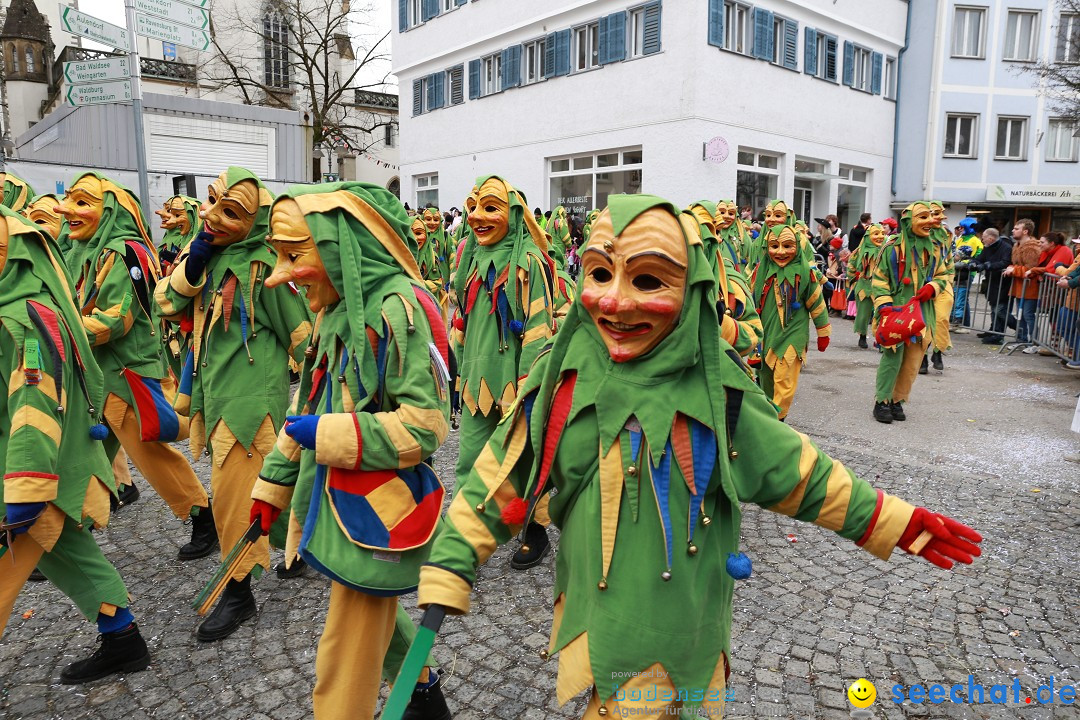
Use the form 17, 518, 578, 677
263, 10, 292, 89
441, 0, 455, 12
631, 6, 647, 57
482, 52, 501, 96
851, 44, 873, 92
412, 72, 447, 115
523, 38, 546, 83
995, 116, 1028, 160
574, 22, 600, 72
384, 122, 397, 148
1004, 10, 1039, 61
883, 56, 897, 99
944, 113, 978, 158
836, 164, 870, 233
549, 147, 642, 218
803, 29, 838, 82
1046, 118, 1078, 162
629, 1, 661, 57
416, 173, 438, 209
1056, 13, 1080, 63
771, 15, 798, 69
735, 149, 781, 214
406, 0, 421, 29
724, 1, 753, 55
447, 64, 464, 105
952, 6, 986, 58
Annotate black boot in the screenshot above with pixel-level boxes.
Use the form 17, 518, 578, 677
402, 671, 452, 720
890, 401, 906, 421
919, 354, 928, 374
276, 555, 305, 579
110, 481, 140, 512
931, 350, 943, 371
178, 504, 219, 561
858, 334, 868, 349
510, 521, 551, 570
197, 575, 256, 642
28, 567, 46, 582
59, 623, 150, 684
873, 401, 893, 424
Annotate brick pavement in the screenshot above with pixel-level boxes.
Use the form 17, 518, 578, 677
2, 334, 1078, 719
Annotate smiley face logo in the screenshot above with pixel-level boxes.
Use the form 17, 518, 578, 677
847, 678, 877, 708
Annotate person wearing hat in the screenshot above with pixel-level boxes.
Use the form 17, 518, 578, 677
846, 223, 889, 348
58, 173, 216, 558
452, 175, 557, 570
0, 205, 151, 683
417, 194, 983, 719
250, 182, 451, 719
949, 217, 983, 331
870, 202, 950, 423
154, 167, 312, 640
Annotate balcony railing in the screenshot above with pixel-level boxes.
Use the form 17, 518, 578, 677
354, 90, 398, 110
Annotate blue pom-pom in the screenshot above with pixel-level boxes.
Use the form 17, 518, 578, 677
89, 423, 110, 440
508, 319, 525, 335
790, 301, 802, 310
824, 281, 835, 292
726, 552, 752, 580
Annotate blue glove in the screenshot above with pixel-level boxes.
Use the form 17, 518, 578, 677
184, 232, 218, 284
284, 415, 319, 450
5, 502, 46, 535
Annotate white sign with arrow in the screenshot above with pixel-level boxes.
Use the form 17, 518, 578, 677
134, 0, 210, 30
135, 12, 211, 51
63, 57, 130, 85
67, 80, 133, 106
58, 4, 130, 49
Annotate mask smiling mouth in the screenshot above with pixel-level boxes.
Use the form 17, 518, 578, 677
599, 318, 651, 339
475, 225, 494, 234
203, 221, 226, 238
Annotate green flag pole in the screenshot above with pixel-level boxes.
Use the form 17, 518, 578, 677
380, 605, 446, 720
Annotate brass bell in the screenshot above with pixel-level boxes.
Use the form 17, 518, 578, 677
688, 544, 698, 556
661, 570, 672, 581
338, 375, 346, 383
407, 324, 416, 335
627, 465, 637, 476
729, 450, 739, 459
597, 705, 608, 716
56, 405, 64, 413
597, 579, 608, 591
539, 649, 549, 660
248, 358, 255, 365
247, 452, 253, 458
701, 516, 711, 526
475, 502, 486, 513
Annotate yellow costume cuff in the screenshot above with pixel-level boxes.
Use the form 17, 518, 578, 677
314, 413, 362, 469
169, 260, 205, 297
3, 472, 59, 503
862, 494, 916, 561
251, 476, 294, 510
418, 564, 472, 615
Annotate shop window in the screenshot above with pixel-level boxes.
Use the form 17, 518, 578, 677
548, 147, 643, 220
416, 173, 439, 208
736, 149, 781, 216
836, 164, 870, 233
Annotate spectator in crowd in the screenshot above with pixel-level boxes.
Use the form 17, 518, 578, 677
950, 217, 983, 332
1023, 231, 1077, 354
975, 227, 1014, 344
1055, 238, 1080, 369
813, 218, 834, 257
848, 212, 872, 253
448, 207, 463, 234
1002, 218, 1041, 345
741, 205, 753, 221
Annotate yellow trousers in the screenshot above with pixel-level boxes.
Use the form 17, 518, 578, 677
312, 583, 431, 720
877, 333, 932, 403
104, 396, 207, 520
760, 356, 802, 420
210, 440, 270, 581
933, 283, 954, 352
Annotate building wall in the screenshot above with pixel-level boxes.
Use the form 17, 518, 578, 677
393, 0, 905, 225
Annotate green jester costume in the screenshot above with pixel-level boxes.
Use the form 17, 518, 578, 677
0, 206, 150, 683
250, 183, 451, 720
0, 172, 35, 212
846, 223, 888, 343
547, 205, 577, 320
417, 195, 982, 719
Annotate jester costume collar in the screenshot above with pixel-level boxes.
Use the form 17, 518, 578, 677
1, 172, 35, 212
753, 225, 814, 330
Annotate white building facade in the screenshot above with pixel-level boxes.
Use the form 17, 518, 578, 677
393, 0, 907, 228
894, 0, 1080, 238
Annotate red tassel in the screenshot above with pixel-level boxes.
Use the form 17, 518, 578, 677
452, 316, 465, 331
179, 314, 194, 333
903, 277, 912, 285
501, 497, 528, 525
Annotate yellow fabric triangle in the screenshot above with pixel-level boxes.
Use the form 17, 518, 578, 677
499, 382, 517, 416
189, 411, 206, 459
598, 436, 623, 582
461, 379, 478, 415
209, 417, 237, 469
556, 631, 595, 705
476, 378, 495, 416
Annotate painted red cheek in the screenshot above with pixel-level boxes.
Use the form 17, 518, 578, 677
292, 266, 327, 283
639, 298, 680, 315
580, 291, 601, 311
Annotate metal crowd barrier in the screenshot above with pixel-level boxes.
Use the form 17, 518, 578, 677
954, 266, 1018, 349
1023, 272, 1079, 362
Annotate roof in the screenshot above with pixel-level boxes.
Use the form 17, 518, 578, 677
1, 0, 50, 43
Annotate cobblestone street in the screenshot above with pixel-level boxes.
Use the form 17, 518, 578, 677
2, 333, 1078, 720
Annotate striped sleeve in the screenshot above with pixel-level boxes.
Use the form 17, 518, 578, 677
721, 262, 762, 357
517, 254, 555, 380
729, 386, 915, 560
254, 386, 305, 505
805, 280, 831, 334
3, 326, 63, 504
871, 248, 895, 310
82, 253, 136, 347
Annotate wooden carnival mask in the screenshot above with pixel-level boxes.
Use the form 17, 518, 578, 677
766, 226, 799, 267
266, 198, 340, 312
467, 178, 510, 246
422, 208, 441, 234
164, 198, 192, 235
714, 201, 738, 230
581, 208, 688, 363
929, 201, 947, 231
411, 217, 428, 249
199, 173, 259, 246
868, 224, 887, 247
26, 197, 63, 241
763, 201, 790, 230
154, 199, 172, 228
905, 203, 935, 238
56, 175, 106, 242
689, 204, 717, 235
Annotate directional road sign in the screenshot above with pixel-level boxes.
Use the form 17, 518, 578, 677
134, 0, 210, 30
58, 4, 129, 49
63, 57, 130, 85
135, 12, 211, 51
66, 80, 133, 106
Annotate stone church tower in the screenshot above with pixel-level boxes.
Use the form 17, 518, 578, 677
1, 0, 54, 139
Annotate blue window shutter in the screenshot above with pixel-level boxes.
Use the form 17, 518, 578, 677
871, 51, 883, 94
500, 47, 512, 90
842, 40, 854, 86
412, 79, 422, 115
753, 8, 774, 60
804, 27, 817, 74
421, 0, 438, 22
783, 20, 798, 69
642, 1, 662, 55
449, 65, 464, 104
825, 35, 838, 80
543, 32, 557, 77
555, 28, 571, 76
455, 0, 466, 5
610, 11, 626, 62
511, 44, 522, 87
598, 15, 610, 65
468, 59, 481, 99
707, 0, 724, 48
399, 0, 408, 32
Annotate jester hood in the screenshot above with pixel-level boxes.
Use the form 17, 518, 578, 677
61, 173, 154, 276
161, 195, 202, 252
548, 205, 572, 265
1, 172, 35, 212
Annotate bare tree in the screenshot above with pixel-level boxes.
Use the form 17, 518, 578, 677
204, 0, 393, 177
1017, 0, 1080, 126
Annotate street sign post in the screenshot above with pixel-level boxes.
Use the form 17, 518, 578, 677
63, 57, 130, 85
66, 80, 133, 106
58, 4, 129, 48
134, 0, 209, 30
135, 13, 211, 51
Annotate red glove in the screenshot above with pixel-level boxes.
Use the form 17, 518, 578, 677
914, 284, 936, 303
817, 336, 830, 352
250, 500, 282, 536
898, 507, 982, 569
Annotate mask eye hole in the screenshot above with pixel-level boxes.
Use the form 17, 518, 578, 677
632, 274, 662, 291
224, 208, 239, 220
589, 267, 612, 283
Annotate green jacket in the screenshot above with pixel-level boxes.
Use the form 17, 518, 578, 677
751, 239, 831, 367
871, 204, 950, 331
